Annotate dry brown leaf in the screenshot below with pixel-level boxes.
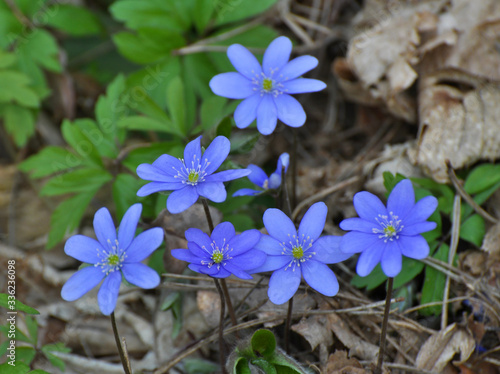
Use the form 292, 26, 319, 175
481, 222, 500, 257
291, 315, 333, 351
324, 350, 367, 374
415, 323, 475, 372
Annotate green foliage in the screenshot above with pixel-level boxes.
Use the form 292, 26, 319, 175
0, 362, 50, 374
0, 294, 39, 314
420, 244, 449, 315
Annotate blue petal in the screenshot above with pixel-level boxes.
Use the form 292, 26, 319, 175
353, 191, 388, 224
202, 136, 230, 174
256, 95, 278, 135
232, 249, 267, 270
247, 164, 268, 187
282, 78, 326, 94
227, 44, 262, 79
185, 228, 212, 250
189, 263, 215, 275
64, 235, 103, 264
137, 181, 184, 197
184, 136, 202, 168
402, 221, 437, 236
209, 72, 254, 99
211, 222, 236, 248
275, 152, 290, 175
205, 169, 250, 182
278, 56, 319, 81
274, 94, 306, 128
298, 202, 327, 241
263, 208, 297, 243
167, 186, 199, 213
387, 179, 414, 219
197, 182, 227, 202
227, 229, 261, 256
187, 242, 212, 259
311, 236, 352, 263
381, 241, 402, 277
233, 188, 262, 197
268, 266, 301, 305
250, 255, 291, 273
234, 94, 262, 129
223, 262, 253, 279
171, 248, 202, 263
340, 231, 380, 254
136, 164, 178, 182
339, 217, 375, 233
152, 154, 184, 175
118, 203, 142, 250
93, 208, 116, 251
302, 260, 339, 297
125, 227, 163, 262
209, 267, 232, 278
397, 235, 429, 259
254, 235, 283, 255
268, 174, 281, 190
61, 266, 105, 301
263, 36, 292, 75
122, 263, 160, 289
356, 244, 385, 277
403, 196, 438, 226
97, 271, 122, 315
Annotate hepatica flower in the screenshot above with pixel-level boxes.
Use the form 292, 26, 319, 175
209, 36, 326, 135
233, 153, 289, 196
136, 136, 250, 213
61, 204, 163, 315
339, 179, 438, 278
251, 202, 351, 305
171, 222, 266, 279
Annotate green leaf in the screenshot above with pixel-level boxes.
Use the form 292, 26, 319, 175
0, 71, 39, 108
0, 51, 17, 68
117, 116, 181, 136
61, 119, 104, 166
411, 177, 454, 214
420, 244, 449, 315
201, 96, 227, 130
234, 357, 251, 374
112, 173, 144, 219
0, 325, 31, 344
0, 362, 30, 374
45, 4, 102, 36
160, 292, 181, 311
464, 164, 500, 195
47, 189, 99, 248
460, 214, 485, 247
193, 0, 215, 33
122, 141, 182, 172
3, 104, 35, 146
40, 168, 112, 196
216, 117, 232, 138
251, 358, 277, 374
42, 343, 70, 371
0, 294, 39, 314
166, 76, 187, 135
16, 29, 61, 72
251, 329, 276, 358
19, 146, 82, 179
25, 316, 38, 346
214, 0, 278, 26
15, 346, 36, 366
183, 358, 219, 374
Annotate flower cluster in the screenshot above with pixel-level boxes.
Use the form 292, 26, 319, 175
171, 222, 266, 279
339, 179, 438, 277
210, 36, 326, 135
136, 136, 250, 213
61, 204, 163, 315
233, 152, 289, 196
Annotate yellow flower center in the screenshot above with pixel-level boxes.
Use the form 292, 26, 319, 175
188, 170, 199, 183
212, 251, 224, 264
383, 225, 397, 237
262, 78, 273, 92
107, 254, 120, 266
292, 246, 304, 259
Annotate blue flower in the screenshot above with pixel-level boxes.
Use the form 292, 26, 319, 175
339, 179, 438, 278
209, 36, 326, 135
171, 222, 266, 279
61, 204, 163, 315
233, 153, 289, 196
251, 202, 351, 305
136, 136, 250, 213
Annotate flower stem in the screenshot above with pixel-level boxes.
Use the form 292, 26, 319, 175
201, 198, 215, 233
376, 277, 394, 374
281, 165, 292, 217
213, 278, 228, 374
285, 297, 294, 354
291, 130, 297, 209
110, 312, 132, 374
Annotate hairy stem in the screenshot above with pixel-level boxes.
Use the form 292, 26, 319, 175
220, 279, 238, 328
201, 198, 215, 233
285, 297, 294, 354
110, 312, 132, 374
213, 278, 228, 374
376, 277, 394, 374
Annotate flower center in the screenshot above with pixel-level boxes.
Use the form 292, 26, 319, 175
292, 246, 304, 259
262, 78, 273, 91
174, 154, 210, 186
212, 250, 224, 264
373, 212, 403, 243
200, 239, 233, 270
95, 239, 127, 275
280, 233, 315, 271
188, 170, 199, 183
